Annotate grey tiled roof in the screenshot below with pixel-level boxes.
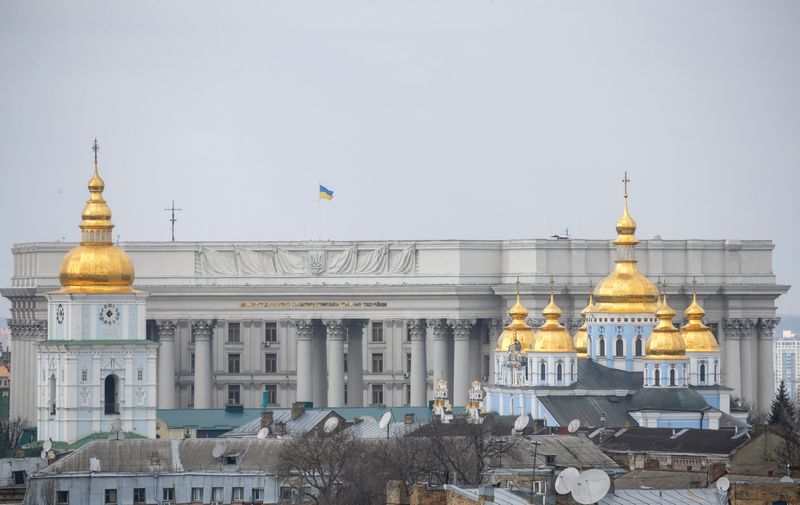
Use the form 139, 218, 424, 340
537, 395, 636, 428
599, 489, 722, 504
600, 427, 749, 455
222, 409, 336, 438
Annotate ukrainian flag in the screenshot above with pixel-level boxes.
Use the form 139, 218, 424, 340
319, 185, 334, 201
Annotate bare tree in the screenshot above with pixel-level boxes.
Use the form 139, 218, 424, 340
0, 417, 29, 453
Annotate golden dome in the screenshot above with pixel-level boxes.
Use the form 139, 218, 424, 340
592, 185, 659, 314
59, 144, 135, 294
532, 292, 576, 353
573, 290, 594, 358
496, 292, 535, 352
645, 294, 687, 360
680, 291, 719, 353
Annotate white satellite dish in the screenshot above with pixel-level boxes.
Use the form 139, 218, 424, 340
513, 414, 529, 433
379, 411, 392, 429
571, 469, 610, 505
43, 439, 53, 452
780, 476, 794, 483
716, 476, 730, 492
212, 440, 227, 458
257, 427, 270, 439
323, 417, 340, 433
568, 419, 581, 434
555, 467, 580, 494
361, 416, 376, 423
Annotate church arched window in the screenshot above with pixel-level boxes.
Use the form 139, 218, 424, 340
586, 336, 592, 356
49, 374, 57, 416
556, 361, 563, 382
598, 337, 605, 357
713, 360, 719, 383
654, 368, 661, 386
539, 361, 546, 382
699, 361, 706, 383
669, 367, 676, 386
615, 337, 624, 357
104, 374, 120, 415
635, 336, 643, 356
81, 366, 88, 384
137, 366, 143, 382
570, 362, 575, 381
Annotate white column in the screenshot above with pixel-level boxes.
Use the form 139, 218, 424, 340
292, 320, 313, 403
311, 323, 327, 408
723, 320, 742, 399
346, 320, 365, 407
739, 319, 757, 406
408, 319, 427, 407
156, 320, 178, 409
324, 320, 346, 408
488, 320, 503, 385
427, 319, 449, 385
191, 320, 215, 409
758, 319, 780, 410
449, 319, 474, 406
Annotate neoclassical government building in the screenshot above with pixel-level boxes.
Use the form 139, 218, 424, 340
2, 162, 789, 427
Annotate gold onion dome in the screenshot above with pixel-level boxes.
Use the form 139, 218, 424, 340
592, 180, 659, 314
532, 292, 576, 353
573, 290, 594, 358
496, 291, 535, 352
59, 142, 135, 294
645, 294, 687, 359
680, 290, 719, 353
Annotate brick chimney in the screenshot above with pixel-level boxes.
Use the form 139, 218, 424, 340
274, 421, 286, 436
261, 411, 273, 428
292, 402, 306, 420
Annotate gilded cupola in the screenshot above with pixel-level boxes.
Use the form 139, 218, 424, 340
58, 140, 135, 294
496, 283, 535, 353
592, 173, 659, 314
680, 283, 719, 353
572, 285, 594, 358
532, 287, 577, 353
645, 291, 687, 360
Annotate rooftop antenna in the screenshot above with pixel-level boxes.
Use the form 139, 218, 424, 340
571, 468, 611, 504
164, 200, 183, 242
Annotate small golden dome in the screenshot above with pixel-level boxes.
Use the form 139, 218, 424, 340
533, 292, 576, 353
59, 147, 135, 294
496, 292, 535, 352
680, 291, 719, 353
573, 290, 594, 358
645, 294, 687, 360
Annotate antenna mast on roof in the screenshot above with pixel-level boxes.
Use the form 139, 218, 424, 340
164, 200, 183, 242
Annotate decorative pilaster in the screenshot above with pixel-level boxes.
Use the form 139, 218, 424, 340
488, 319, 504, 385
448, 319, 475, 406
427, 319, 449, 391
758, 318, 780, 409
191, 320, 215, 409
408, 319, 427, 406
345, 320, 366, 407
324, 319, 346, 408
291, 320, 314, 403
722, 319, 743, 397
737, 318, 758, 406
156, 320, 178, 409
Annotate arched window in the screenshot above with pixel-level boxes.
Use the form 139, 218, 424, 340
615, 337, 624, 357
539, 362, 546, 382
586, 336, 592, 356
669, 367, 676, 386
699, 362, 706, 383
635, 336, 643, 356
714, 360, 719, 382
556, 362, 563, 382
49, 374, 57, 416
599, 337, 606, 357
570, 362, 575, 381
654, 368, 661, 386
104, 374, 120, 415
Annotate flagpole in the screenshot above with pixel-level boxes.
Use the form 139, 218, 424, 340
317, 182, 321, 241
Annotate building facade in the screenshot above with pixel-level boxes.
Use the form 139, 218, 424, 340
774, 330, 800, 403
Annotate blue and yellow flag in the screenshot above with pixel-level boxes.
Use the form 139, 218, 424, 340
319, 185, 334, 201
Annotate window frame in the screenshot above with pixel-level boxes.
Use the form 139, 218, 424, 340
371, 322, 384, 342
133, 487, 146, 504
372, 353, 384, 373
264, 384, 277, 406
104, 489, 117, 505
227, 384, 241, 405
56, 491, 69, 505
265, 353, 277, 373
264, 322, 278, 343
228, 353, 241, 373
227, 322, 241, 343
371, 384, 384, 405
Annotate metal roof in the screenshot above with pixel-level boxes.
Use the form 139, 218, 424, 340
157, 408, 264, 430
601, 427, 749, 455
538, 395, 636, 428
343, 419, 419, 439
598, 489, 724, 504
222, 409, 336, 438
498, 435, 621, 470
613, 469, 710, 490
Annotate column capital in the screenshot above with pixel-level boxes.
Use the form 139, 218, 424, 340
526, 317, 544, 329
448, 319, 475, 340
191, 320, 216, 341
759, 318, 781, 338
291, 319, 314, 340
567, 318, 583, 334
407, 319, 427, 341
323, 319, 346, 340
156, 320, 179, 340
426, 318, 449, 339
488, 319, 505, 336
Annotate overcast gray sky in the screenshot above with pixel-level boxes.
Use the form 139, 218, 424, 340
1, 1, 799, 322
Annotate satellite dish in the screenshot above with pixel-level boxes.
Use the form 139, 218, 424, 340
716, 476, 730, 492
510, 428, 517, 437
514, 414, 529, 433
568, 419, 581, 434
379, 411, 392, 429
257, 427, 270, 439
43, 439, 53, 452
361, 416, 376, 423
571, 469, 610, 505
212, 440, 227, 458
555, 467, 579, 494
780, 476, 794, 483
323, 417, 340, 433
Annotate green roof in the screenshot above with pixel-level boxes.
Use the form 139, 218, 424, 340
22, 431, 146, 450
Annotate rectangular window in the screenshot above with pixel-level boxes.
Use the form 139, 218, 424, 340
534, 481, 546, 494
228, 322, 241, 343
280, 487, 293, 500
190, 353, 195, 373
372, 322, 384, 342
228, 353, 241, 373
133, 488, 145, 504
265, 353, 277, 373
405, 384, 411, 406
12, 471, 24, 485
372, 353, 384, 373
343, 352, 348, 373
265, 322, 277, 342
191, 488, 203, 502
228, 384, 241, 405
212, 487, 223, 501
406, 353, 412, 373
137, 368, 143, 381
104, 489, 117, 505
482, 355, 490, 378
253, 488, 263, 501
56, 491, 69, 505
81, 368, 87, 383
371, 384, 384, 405
344, 384, 348, 405
232, 487, 244, 501
264, 384, 277, 405
188, 385, 195, 407
162, 488, 174, 501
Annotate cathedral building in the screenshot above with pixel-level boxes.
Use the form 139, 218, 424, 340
2, 155, 788, 431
